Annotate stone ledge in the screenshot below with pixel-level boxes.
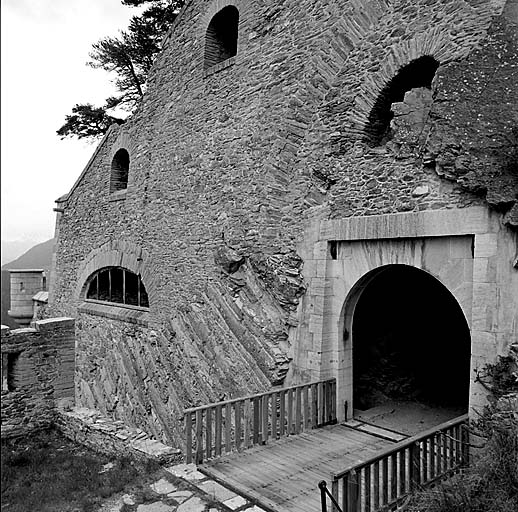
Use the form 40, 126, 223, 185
203, 56, 236, 77
56, 407, 182, 464
109, 189, 127, 202
35, 317, 75, 331
78, 301, 149, 326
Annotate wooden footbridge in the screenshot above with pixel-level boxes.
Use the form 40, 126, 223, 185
184, 379, 469, 512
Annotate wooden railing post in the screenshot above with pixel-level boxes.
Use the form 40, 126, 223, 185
185, 411, 192, 463
214, 405, 222, 457
311, 383, 318, 428
331, 379, 336, 422
331, 480, 339, 512
253, 397, 260, 444
225, 402, 231, 453
409, 441, 420, 490
372, 461, 380, 510
235, 401, 242, 452
280, 390, 286, 436
303, 385, 309, 430
346, 470, 359, 512
206, 407, 212, 460
318, 382, 324, 425
390, 453, 397, 501
399, 447, 407, 497
382, 457, 389, 504
262, 394, 269, 444
287, 388, 294, 434
195, 409, 203, 464
461, 424, 470, 467
243, 399, 251, 449
364, 465, 371, 511
295, 387, 302, 434
272, 391, 278, 440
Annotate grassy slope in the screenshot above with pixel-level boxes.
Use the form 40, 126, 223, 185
1, 430, 161, 512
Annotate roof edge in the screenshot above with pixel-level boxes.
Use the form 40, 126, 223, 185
161, 0, 195, 48
54, 123, 120, 204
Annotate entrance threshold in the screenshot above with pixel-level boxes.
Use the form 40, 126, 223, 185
353, 400, 468, 436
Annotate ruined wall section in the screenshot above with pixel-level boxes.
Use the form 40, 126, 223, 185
50, 0, 510, 445
294, 0, 506, 220
425, 0, 518, 227
1, 318, 75, 438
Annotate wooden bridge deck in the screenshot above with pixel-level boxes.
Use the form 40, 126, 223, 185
199, 423, 399, 512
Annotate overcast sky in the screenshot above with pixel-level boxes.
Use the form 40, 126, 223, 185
1, 0, 139, 243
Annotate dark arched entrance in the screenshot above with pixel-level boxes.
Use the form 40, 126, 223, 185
352, 265, 470, 430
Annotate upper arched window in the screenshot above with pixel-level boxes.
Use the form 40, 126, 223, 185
204, 6, 239, 69
110, 149, 130, 193
365, 56, 439, 146
86, 267, 149, 308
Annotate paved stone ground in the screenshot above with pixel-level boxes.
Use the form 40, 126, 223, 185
100, 463, 267, 512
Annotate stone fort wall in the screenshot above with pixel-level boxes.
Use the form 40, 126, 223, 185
49, 0, 517, 445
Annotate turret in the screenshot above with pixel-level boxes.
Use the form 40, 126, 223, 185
8, 270, 46, 327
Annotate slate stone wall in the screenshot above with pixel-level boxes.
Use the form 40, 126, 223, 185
0, 318, 75, 438
49, 0, 516, 445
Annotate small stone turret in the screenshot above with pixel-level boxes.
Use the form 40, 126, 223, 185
8, 270, 46, 327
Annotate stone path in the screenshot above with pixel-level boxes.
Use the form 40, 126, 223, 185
101, 463, 268, 512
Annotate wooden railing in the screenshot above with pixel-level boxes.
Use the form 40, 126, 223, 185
184, 378, 336, 464
322, 414, 469, 512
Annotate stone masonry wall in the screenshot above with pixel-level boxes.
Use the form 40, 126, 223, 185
56, 407, 181, 464
50, 0, 516, 445
1, 318, 75, 438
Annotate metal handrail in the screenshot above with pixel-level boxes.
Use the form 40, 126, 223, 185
319, 480, 343, 512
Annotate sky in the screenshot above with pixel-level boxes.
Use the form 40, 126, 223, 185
1, 0, 140, 244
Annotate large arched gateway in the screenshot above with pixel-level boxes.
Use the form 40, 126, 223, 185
345, 264, 471, 433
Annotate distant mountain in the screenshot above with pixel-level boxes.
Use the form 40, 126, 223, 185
1, 238, 54, 328
1, 239, 39, 266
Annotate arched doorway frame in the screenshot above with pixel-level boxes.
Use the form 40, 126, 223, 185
291, 207, 515, 423
338, 263, 472, 418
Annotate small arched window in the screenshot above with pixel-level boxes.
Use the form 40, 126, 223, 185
204, 6, 239, 69
86, 267, 149, 308
110, 149, 130, 193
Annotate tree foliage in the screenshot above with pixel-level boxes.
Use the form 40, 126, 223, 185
56, 104, 124, 140
57, 0, 184, 141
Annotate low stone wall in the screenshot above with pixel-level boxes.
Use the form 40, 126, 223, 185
56, 407, 182, 464
1, 318, 75, 438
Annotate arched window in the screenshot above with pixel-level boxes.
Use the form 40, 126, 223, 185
365, 56, 439, 146
86, 267, 149, 308
204, 6, 239, 69
110, 149, 130, 193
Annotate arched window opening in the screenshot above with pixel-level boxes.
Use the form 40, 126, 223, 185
86, 267, 149, 308
204, 6, 239, 69
364, 56, 439, 146
110, 149, 130, 193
